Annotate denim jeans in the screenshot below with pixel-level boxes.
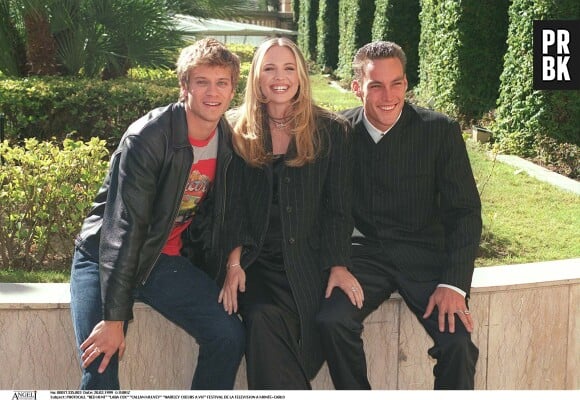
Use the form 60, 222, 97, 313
70, 247, 245, 390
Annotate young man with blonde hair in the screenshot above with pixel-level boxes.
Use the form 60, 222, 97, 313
70, 38, 244, 390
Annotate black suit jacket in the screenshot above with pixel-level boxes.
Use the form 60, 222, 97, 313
342, 103, 481, 295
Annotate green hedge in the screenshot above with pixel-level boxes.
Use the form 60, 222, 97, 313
0, 76, 178, 145
297, 0, 319, 61
493, 0, 580, 156
226, 43, 257, 63
372, 0, 389, 42
0, 138, 109, 270
336, 0, 376, 81
0, 46, 254, 271
415, 0, 509, 123
371, 0, 421, 87
316, 0, 340, 72
456, 0, 509, 123
415, 0, 462, 117
292, 0, 300, 22
0, 64, 250, 147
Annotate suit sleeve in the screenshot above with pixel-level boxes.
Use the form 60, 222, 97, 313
221, 152, 254, 262
320, 118, 354, 270
437, 120, 482, 295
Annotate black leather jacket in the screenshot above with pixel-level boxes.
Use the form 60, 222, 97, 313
75, 103, 233, 321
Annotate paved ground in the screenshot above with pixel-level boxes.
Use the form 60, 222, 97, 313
494, 154, 580, 195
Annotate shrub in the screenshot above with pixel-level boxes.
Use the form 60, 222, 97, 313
415, 0, 462, 117
316, 0, 340, 72
0, 138, 109, 270
297, 0, 319, 61
493, 0, 580, 156
128, 67, 177, 86
455, 0, 509, 123
0, 63, 250, 147
534, 137, 580, 179
233, 63, 251, 106
0, 77, 178, 145
371, 0, 421, 88
415, 0, 509, 123
226, 44, 257, 63
336, 0, 375, 81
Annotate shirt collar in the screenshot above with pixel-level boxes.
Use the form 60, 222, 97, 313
362, 109, 403, 144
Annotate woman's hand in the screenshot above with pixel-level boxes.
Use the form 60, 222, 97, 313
218, 262, 246, 314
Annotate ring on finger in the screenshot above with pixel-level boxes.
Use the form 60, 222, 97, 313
351, 286, 357, 292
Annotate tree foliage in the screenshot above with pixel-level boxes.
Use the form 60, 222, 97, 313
0, 0, 246, 79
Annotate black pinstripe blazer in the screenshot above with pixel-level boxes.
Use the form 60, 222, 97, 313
343, 103, 482, 295
220, 111, 353, 378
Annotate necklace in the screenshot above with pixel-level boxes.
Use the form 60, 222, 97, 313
268, 115, 292, 129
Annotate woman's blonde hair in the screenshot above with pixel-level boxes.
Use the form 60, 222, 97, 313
232, 37, 320, 167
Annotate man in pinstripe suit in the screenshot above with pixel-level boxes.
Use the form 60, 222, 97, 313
316, 41, 482, 390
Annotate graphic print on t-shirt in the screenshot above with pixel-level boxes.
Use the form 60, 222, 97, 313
174, 169, 211, 224
162, 129, 218, 256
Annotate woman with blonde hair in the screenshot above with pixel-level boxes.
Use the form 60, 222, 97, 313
214, 37, 354, 389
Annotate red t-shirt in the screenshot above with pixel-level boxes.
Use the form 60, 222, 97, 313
161, 129, 218, 256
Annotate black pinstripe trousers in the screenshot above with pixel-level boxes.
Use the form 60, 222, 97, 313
240, 261, 312, 390
316, 243, 478, 390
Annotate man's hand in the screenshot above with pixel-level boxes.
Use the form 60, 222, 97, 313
218, 263, 246, 314
423, 286, 474, 333
80, 320, 125, 373
325, 266, 364, 309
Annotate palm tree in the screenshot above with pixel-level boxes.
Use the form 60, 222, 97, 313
76, 0, 186, 79
0, 0, 27, 76
0, 0, 60, 76
0, 0, 248, 79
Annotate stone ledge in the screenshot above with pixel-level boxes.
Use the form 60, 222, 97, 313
471, 258, 580, 291
2, 258, 578, 308
1, 258, 578, 390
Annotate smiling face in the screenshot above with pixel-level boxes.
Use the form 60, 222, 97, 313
352, 57, 408, 132
258, 45, 299, 109
181, 64, 235, 134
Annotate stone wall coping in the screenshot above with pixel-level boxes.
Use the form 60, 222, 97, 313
1, 258, 578, 309
471, 257, 580, 292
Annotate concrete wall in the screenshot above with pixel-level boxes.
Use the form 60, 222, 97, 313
1, 258, 578, 390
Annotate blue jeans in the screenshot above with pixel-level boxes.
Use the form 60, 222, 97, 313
70, 247, 245, 390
